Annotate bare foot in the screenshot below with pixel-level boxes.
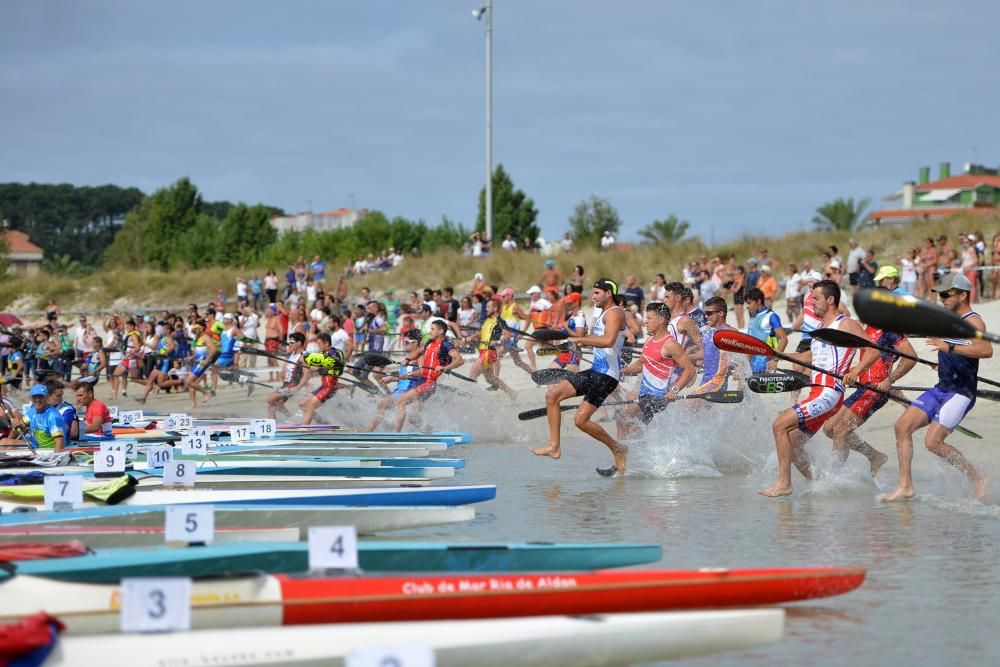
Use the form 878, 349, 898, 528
613, 444, 628, 474
759, 482, 793, 497
531, 443, 561, 459
882, 486, 915, 502
972, 475, 989, 502
870, 451, 889, 478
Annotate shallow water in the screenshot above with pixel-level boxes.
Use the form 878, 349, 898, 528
369, 393, 1000, 666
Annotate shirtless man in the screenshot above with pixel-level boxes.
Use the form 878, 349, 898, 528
263, 305, 284, 382
532, 279, 629, 476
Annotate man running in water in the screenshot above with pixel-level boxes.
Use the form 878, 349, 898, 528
532, 279, 628, 476
884, 273, 991, 501
616, 302, 695, 439
760, 280, 866, 497
824, 312, 917, 477
265, 332, 307, 420
464, 298, 517, 400
688, 296, 736, 395
392, 320, 464, 432
366, 330, 423, 432
299, 332, 346, 425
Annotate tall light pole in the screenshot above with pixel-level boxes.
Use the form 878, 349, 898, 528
472, 2, 493, 245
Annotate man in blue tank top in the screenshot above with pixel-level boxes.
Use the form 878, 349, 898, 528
885, 272, 991, 502
532, 279, 629, 477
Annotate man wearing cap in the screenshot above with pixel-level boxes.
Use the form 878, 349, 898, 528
885, 272, 991, 501
874, 265, 910, 296
21, 385, 65, 451
532, 278, 629, 476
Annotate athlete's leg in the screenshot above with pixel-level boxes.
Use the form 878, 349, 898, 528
573, 401, 628, 475
924, 422, 988, 500
483, 366, 516, 401
760, 407, 802, 497
884, 406, 928, 502
531, 381, 576, 459
299, 395, 321, 425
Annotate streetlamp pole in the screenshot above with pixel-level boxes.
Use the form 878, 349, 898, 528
474, 2, 493, 246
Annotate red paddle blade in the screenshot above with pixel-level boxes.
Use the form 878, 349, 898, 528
713, 330, 774, 356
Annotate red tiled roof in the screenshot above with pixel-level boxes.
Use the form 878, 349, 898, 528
3, 230, 42, 253
867, 206, 997, 221
916, 174, 1000, 192
321, 208, 352, 217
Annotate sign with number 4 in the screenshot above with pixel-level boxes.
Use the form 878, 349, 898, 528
308, 526, 359, 570
120, 577, 192, 633
346, 645, 435, 667
43, 475, 83, 510
163, 460, 196, 487
165, 505, 214, 544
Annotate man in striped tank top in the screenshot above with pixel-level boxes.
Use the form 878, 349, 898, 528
615, 302, 695, 439
761, 280, 866, 497
532, 279, 629, 476
885, 272, 991, 502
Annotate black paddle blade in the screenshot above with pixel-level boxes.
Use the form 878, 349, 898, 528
362, 353, 393, 367
530, 369, 574, 385
746, 372, 811, 394
698, 390, 744, 404
518, 406, 550, 421
809, 327, 872, 348
528, 328, 569, 342
853, 288, 1000, 343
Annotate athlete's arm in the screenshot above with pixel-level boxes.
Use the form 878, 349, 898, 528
842, 347, 879, 387
575, 309, 625, 348
69, 415, 79, 441
438, 347, 464, 372
663, 340, 695, 396
621, 357, 643, 376
928, 314, 993, 359
680, 316, 703, 360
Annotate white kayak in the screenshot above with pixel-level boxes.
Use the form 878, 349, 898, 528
41, 610, 784, 666
126, 475, 434, 489
0, 524, 300, 547
0, 505, 476, 535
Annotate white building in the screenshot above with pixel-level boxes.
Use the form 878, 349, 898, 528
270, 208, 366, 235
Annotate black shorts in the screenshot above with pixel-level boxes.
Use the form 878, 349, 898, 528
848, 272, 860, 286
570, 285, 584, 294
733, 289, 746, 305
638, 394, 667, 424
567, 369, 619, 407
795, 338, 812, 354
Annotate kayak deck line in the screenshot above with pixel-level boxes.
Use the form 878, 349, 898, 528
1, 568, 865, 619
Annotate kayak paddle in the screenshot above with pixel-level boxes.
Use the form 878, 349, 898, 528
517, 391, 744, 421
853, 288, 1000, 343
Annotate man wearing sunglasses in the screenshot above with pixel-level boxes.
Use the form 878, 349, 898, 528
688, 296, 737, 396
885, 272, 991, 502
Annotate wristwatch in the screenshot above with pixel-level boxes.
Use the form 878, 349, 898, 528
669, 386, 680, 394
948, 343, 955, 353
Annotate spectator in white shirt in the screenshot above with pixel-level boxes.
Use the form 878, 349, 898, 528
600, 230, 615, 250
501, 235, 518, 250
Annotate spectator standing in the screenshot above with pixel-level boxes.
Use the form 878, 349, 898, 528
858, 251, 878, 288
899, 250, 918, 296
236, 277, 248, 308
757, 266, 778, 309
559, 233, 574, 253
249, 274, 264, 311
784, 264, 803, 322
623, 275, 644, 309
846, 238, 866, 290
960, 235, 979, 304
501, 235, 518, 250
600, 230, 615, 250
264, 271, 278, 304
745, 258, 761, 291
649, 273, 667, 303
310, 256, 326, 284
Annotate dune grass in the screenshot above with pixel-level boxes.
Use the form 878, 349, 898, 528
3, 212, 997, 314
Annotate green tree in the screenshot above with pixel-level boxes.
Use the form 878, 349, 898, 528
176, 214, 223, 268
103, 206, 147, 269
42, 253, 83, 276
639, 214, 689, 244
476, 164, 539, 243
140, 178, 202, 269
568, 196, 622, 249
218, 204, 278, 265
423, 216, 468, 253
811, 197, 871, 232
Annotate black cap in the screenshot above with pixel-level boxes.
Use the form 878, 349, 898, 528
593, 278, 619, 295
289, 332, 306, 343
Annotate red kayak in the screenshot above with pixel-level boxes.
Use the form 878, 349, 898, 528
278, 566, 866, 624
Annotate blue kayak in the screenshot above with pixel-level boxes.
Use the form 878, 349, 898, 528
4, 541, 662, 581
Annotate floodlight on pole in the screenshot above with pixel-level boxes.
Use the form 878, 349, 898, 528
471, 2, 493, 246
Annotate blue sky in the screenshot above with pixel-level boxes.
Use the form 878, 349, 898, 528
2, 1, 998, 242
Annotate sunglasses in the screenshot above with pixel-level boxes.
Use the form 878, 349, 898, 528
938, 290, 962, 299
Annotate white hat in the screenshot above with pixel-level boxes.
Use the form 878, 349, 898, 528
223, 313, 234, 320
761, 265, 771, 272
526, 286, 542, 295
474, 272, 484, 281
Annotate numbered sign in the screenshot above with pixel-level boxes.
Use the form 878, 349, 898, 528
118, 410, 143, 426
165, 505, 214, 544
94, 449, 126, 474
189, 427, 210, 440
229, 425, 251, 443
346, 645, 435, 667
166, 413, 193, 431
308, 526, 359, 570
120, 577, 192, 633
250, 418, 276, 439
179, 434, 208, 455
163, 460, 196, 487
43, 475, 83, 511
145, 445, 173, 469
109, 405, 119, 419
101, 440, 138, 462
